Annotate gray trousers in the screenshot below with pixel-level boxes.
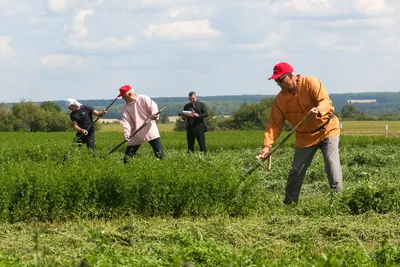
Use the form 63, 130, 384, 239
284, 136, 343, 204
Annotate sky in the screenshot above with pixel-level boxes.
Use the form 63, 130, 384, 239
0, 0, 399, 103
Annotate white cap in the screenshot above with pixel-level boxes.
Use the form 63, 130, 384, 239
66, 98, 82, 107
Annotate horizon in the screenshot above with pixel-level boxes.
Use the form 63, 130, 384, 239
3, 91, 400, 105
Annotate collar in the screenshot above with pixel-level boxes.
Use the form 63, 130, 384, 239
295, 74, 302, 93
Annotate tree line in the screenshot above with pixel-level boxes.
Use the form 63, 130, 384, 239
1, 99, 400, 132
0, 101, 71, 132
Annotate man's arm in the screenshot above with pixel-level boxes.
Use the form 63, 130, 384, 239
258, 99, 285, 159
72, 121, 88, 135
121, 107, 132, 140
308, 77, 334, 117
199, 102, 208, 118
93, 109, 107, 117
263, 100, 285, 148
149, 97, 159, 120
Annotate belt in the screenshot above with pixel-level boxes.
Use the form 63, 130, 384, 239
309, 115, 335, 134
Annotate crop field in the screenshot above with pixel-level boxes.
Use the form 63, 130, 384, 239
101, 122, 176, 133
100, 120, 400, 136
1, 131, 400, 266
340, 121, 400, 136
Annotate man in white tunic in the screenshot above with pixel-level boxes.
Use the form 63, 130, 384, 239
118, 85, 164, 163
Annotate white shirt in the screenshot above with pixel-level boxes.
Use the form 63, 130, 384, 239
121, 94, 160, 146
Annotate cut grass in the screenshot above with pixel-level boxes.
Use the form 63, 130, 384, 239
0, 213, 399, 266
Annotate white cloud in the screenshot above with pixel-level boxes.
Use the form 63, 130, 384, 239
64, 8, 136, 51
324, 17, 395, 29
69, 36, 136, 51
143, 19, 220, 41
108, 0, 193, 9
64, 8, 94, 40
235, 33, 283, 51
356, 0, 392, 15
39, 54, 87, 68
0, 0, 8, 9
0, 36, 14, 59
47, 0, 67, 13
268, 0, 332, 15
166, 6, 211, 20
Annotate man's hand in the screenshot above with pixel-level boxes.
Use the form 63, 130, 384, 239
81, 129, 88, 135
257, 146, 270, 159
151, 114, 159, 120
100, 110, 107, 117
308, 107, 320, 118
192, 113, 199, 118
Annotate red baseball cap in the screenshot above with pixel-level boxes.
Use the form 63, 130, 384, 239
268, 62, 294, 80
118, 85, 132, 97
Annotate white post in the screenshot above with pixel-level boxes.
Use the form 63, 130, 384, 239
385, 124, 388, 138
340, 123, 343, 135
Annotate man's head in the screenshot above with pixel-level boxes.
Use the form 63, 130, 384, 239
268, 62, 297, 90
66, 98, 82, 111
119, 85, 136, 103
188, 91, 197, 104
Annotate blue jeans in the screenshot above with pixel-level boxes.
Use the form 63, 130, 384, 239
124, 137, 164, 163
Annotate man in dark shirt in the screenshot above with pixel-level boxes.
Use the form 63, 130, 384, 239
181, 91, 208, 153
67, 98, 106, 149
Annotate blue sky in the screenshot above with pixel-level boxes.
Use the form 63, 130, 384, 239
1, 0, 399, 102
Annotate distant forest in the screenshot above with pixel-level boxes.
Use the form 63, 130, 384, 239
4, 92, 400, 119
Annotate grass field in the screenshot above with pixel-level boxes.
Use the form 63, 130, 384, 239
1, 131, 400, 266
100, 122, 175, 132
100, 120, 400, 137
341, 121, 400, 136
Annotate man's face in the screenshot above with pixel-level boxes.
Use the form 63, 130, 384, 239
189, 95, 197, 104
122, 93, 135, 103
275, 73, 296, 91
68, 105, 80, 111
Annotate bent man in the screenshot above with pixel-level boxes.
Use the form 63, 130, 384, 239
119, 85, 164, 163
258, 62, 343, 204
67, 98, 106, 149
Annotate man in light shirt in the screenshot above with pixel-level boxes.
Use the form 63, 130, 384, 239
118, 85, 164, 163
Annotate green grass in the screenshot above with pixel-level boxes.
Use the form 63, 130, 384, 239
101, 120, 400, 137
100, 122, 175, 133
1, 214, 399, 266
1, 132, 400, 266
341, 121, 400, 136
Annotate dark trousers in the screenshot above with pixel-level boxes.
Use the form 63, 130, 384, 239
76, 131, 95, 150
186, 124, 206, 153
124, 137, 164, 163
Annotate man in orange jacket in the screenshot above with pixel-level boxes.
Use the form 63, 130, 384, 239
258, 62, 343, 204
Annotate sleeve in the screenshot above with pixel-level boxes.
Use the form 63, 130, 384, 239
263, 99, 285, 148
308, 77, 333, 117
200, 102, 208, 118
121, 106, 132, 140
86, 105, 94, 115
149, 97, 159, 119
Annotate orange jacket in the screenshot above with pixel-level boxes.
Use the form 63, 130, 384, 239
263, 76, 340, 148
